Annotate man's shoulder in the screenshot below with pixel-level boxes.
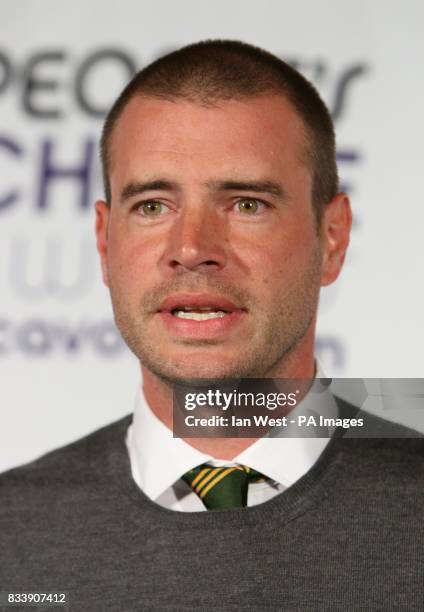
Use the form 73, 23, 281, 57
333, 396, 424, 474
335, 395, 424, 439
0, 414, 134, 587
0, 413, 132, 490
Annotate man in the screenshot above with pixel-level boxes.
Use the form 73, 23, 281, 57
1, 40, 423, 611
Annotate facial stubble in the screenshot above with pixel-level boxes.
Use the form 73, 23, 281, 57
109, 240, 323, 385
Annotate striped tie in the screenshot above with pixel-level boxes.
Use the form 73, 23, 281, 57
182, 464, 266, 510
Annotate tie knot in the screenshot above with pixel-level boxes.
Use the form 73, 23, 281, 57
182, 464, 266, 510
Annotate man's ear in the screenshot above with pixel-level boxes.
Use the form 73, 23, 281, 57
320, 193, 352, 287
95, 200, 111, 287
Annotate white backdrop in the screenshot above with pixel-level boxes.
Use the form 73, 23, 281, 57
1, 0, 423, 472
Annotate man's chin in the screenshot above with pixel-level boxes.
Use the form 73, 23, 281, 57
140, 350, 257, 387
147, 364, 242, 387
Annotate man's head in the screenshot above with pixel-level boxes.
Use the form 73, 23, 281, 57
95, 40, 351, 384
100, 39, 338, 226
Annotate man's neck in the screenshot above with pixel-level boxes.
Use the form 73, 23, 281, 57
141, 351, 316, 461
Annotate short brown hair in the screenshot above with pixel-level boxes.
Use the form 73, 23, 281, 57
100, 39, 338, 224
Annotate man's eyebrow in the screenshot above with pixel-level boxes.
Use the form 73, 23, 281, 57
120, 178, 287, 203
206, 180, 287, 198
120, 180, 179, 202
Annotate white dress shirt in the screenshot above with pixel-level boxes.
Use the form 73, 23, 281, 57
126, 363, 337, 511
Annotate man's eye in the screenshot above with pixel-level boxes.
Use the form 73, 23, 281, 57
138, 201, 165, 216
235, 198, 265, 214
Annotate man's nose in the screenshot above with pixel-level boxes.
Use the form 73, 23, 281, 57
160, 205, 228, 273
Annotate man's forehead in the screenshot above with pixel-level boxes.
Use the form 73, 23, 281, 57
107, 94, 312, 188
111, 94, 308, 148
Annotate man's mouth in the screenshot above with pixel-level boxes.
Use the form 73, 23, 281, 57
156, 294, 245, 339
159, 294, 243, 317
158, 293, 246, 338
171, 307, 228, 321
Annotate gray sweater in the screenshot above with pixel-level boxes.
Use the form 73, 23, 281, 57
1, 408, 423, 611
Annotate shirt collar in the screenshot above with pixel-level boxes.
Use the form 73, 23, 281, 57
127, 360, 334, 499
128, 389, 211, 500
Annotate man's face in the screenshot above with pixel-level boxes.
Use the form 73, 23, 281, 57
96, 95, 349, 382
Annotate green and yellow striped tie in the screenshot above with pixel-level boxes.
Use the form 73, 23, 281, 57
182, 464, 266, 510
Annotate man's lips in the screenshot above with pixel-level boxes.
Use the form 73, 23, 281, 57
156, 293, 246, 340
158, 293, 244, 314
